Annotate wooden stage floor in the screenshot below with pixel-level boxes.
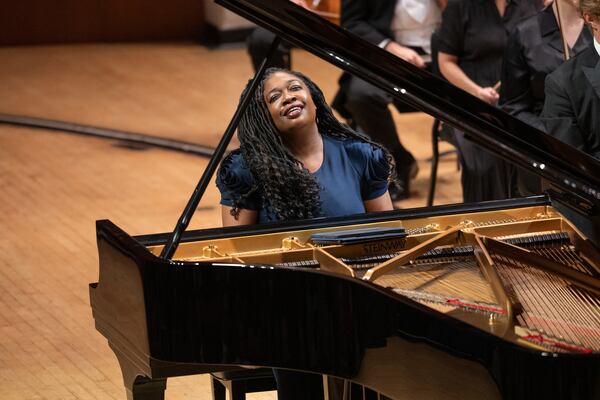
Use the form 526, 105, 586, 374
0, 42, 461, 399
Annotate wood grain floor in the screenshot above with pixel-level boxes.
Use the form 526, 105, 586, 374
0, 42, 461, 400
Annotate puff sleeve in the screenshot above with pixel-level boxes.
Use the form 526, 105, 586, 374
344, 141, 390, 200
437, 0, 464, 57
216, 151, 260, 210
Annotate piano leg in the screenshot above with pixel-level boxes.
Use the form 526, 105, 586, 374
323, 375, 349, 400
211, 376, 226, 400
323, 375, 388, 400
127, 376, 167, 400
111, 346, 167, 400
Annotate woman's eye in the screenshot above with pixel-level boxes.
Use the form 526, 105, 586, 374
269, 94, 279, 103
290, 85, 301, 91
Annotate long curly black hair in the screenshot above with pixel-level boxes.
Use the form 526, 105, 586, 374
223, 67, 394, 221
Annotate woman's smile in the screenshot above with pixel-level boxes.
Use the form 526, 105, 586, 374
263, 71, 317, 133
283, 102, 304, 118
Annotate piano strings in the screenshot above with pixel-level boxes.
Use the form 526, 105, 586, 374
186, 223, 600, 355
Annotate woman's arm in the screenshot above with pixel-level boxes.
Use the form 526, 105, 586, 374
385, 41, 427, 68
438, 51, 499, 104
364, 192, 394, 213
221, 206, 258, 226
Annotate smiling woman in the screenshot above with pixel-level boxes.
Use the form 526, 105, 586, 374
215, 67, 396, 400
216, 67, 395, 227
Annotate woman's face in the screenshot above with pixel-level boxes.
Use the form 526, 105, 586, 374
263, 71, 317, 135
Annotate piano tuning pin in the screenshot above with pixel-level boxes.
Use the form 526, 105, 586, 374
425, 223, 440, 231
460, 220, 475, 229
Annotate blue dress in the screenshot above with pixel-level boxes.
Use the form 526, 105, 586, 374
217, 135, 389, 223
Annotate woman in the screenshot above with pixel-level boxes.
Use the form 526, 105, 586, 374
217, 68, 394, 227
500, 0, 592, 195
217, 68, 394, 399
437, 0, 542, 202
501, 1, 591, 131
541, 0, 600, 159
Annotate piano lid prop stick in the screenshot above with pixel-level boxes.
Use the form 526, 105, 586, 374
159, 36, 283, 260
552, 0, 571, 61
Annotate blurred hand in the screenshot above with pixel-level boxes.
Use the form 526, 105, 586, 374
435, 0, 449, 10
385, 42, 426, 68
290, 0, 309, 8
476, 86, 500, 104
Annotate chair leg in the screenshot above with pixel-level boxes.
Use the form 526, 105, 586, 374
211, 376, 226, 400
427, 118, 441, 207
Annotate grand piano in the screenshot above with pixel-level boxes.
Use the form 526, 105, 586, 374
89, 0, 600, 399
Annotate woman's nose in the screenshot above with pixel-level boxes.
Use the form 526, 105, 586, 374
282, 91, 296, 104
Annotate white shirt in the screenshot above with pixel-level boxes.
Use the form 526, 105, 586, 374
390, 0, 441, 54
595, 38, 600, 57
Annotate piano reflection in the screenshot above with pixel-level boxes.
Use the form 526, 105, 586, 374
89, 0, 600, 399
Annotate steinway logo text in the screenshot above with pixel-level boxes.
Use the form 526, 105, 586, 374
362, 238, 406, 254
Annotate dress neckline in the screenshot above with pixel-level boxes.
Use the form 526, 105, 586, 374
309, 134, 327, 175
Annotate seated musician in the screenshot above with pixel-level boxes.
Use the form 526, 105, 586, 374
217, 67, 394, 227
437, 0, 542, 202
500, 0, 592, 195
246, 0, 309, 71
540, 0, 600, 159
335, 0, 447, 201
216, 68, 394, 398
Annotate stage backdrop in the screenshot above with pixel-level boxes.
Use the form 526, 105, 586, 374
0, 0, 206, 45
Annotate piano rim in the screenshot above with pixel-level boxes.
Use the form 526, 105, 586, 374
94, 195, 600, 360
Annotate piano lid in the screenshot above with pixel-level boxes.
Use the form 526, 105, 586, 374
216, 0, 600, 208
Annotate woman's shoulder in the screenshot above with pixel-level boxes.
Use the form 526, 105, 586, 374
513, 6, 546, 36
216, 149, 255, 194
328, 136, 380, 158
328, 136, 389, 177
220, 149, 249, 172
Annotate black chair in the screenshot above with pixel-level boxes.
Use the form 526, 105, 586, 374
210, 368, 277, 400
427, 119, 460, 206
427, 30, 458, 206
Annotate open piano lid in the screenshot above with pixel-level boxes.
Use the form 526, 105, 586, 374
217, 0, 600, 211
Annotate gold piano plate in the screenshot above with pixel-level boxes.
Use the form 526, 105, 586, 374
147, 204, 600, 355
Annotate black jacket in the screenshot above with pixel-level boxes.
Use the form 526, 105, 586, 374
541, 45, 600, 159
333, 0, 398, 117
341, 0, 396, 46
500, 7, 592, 131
